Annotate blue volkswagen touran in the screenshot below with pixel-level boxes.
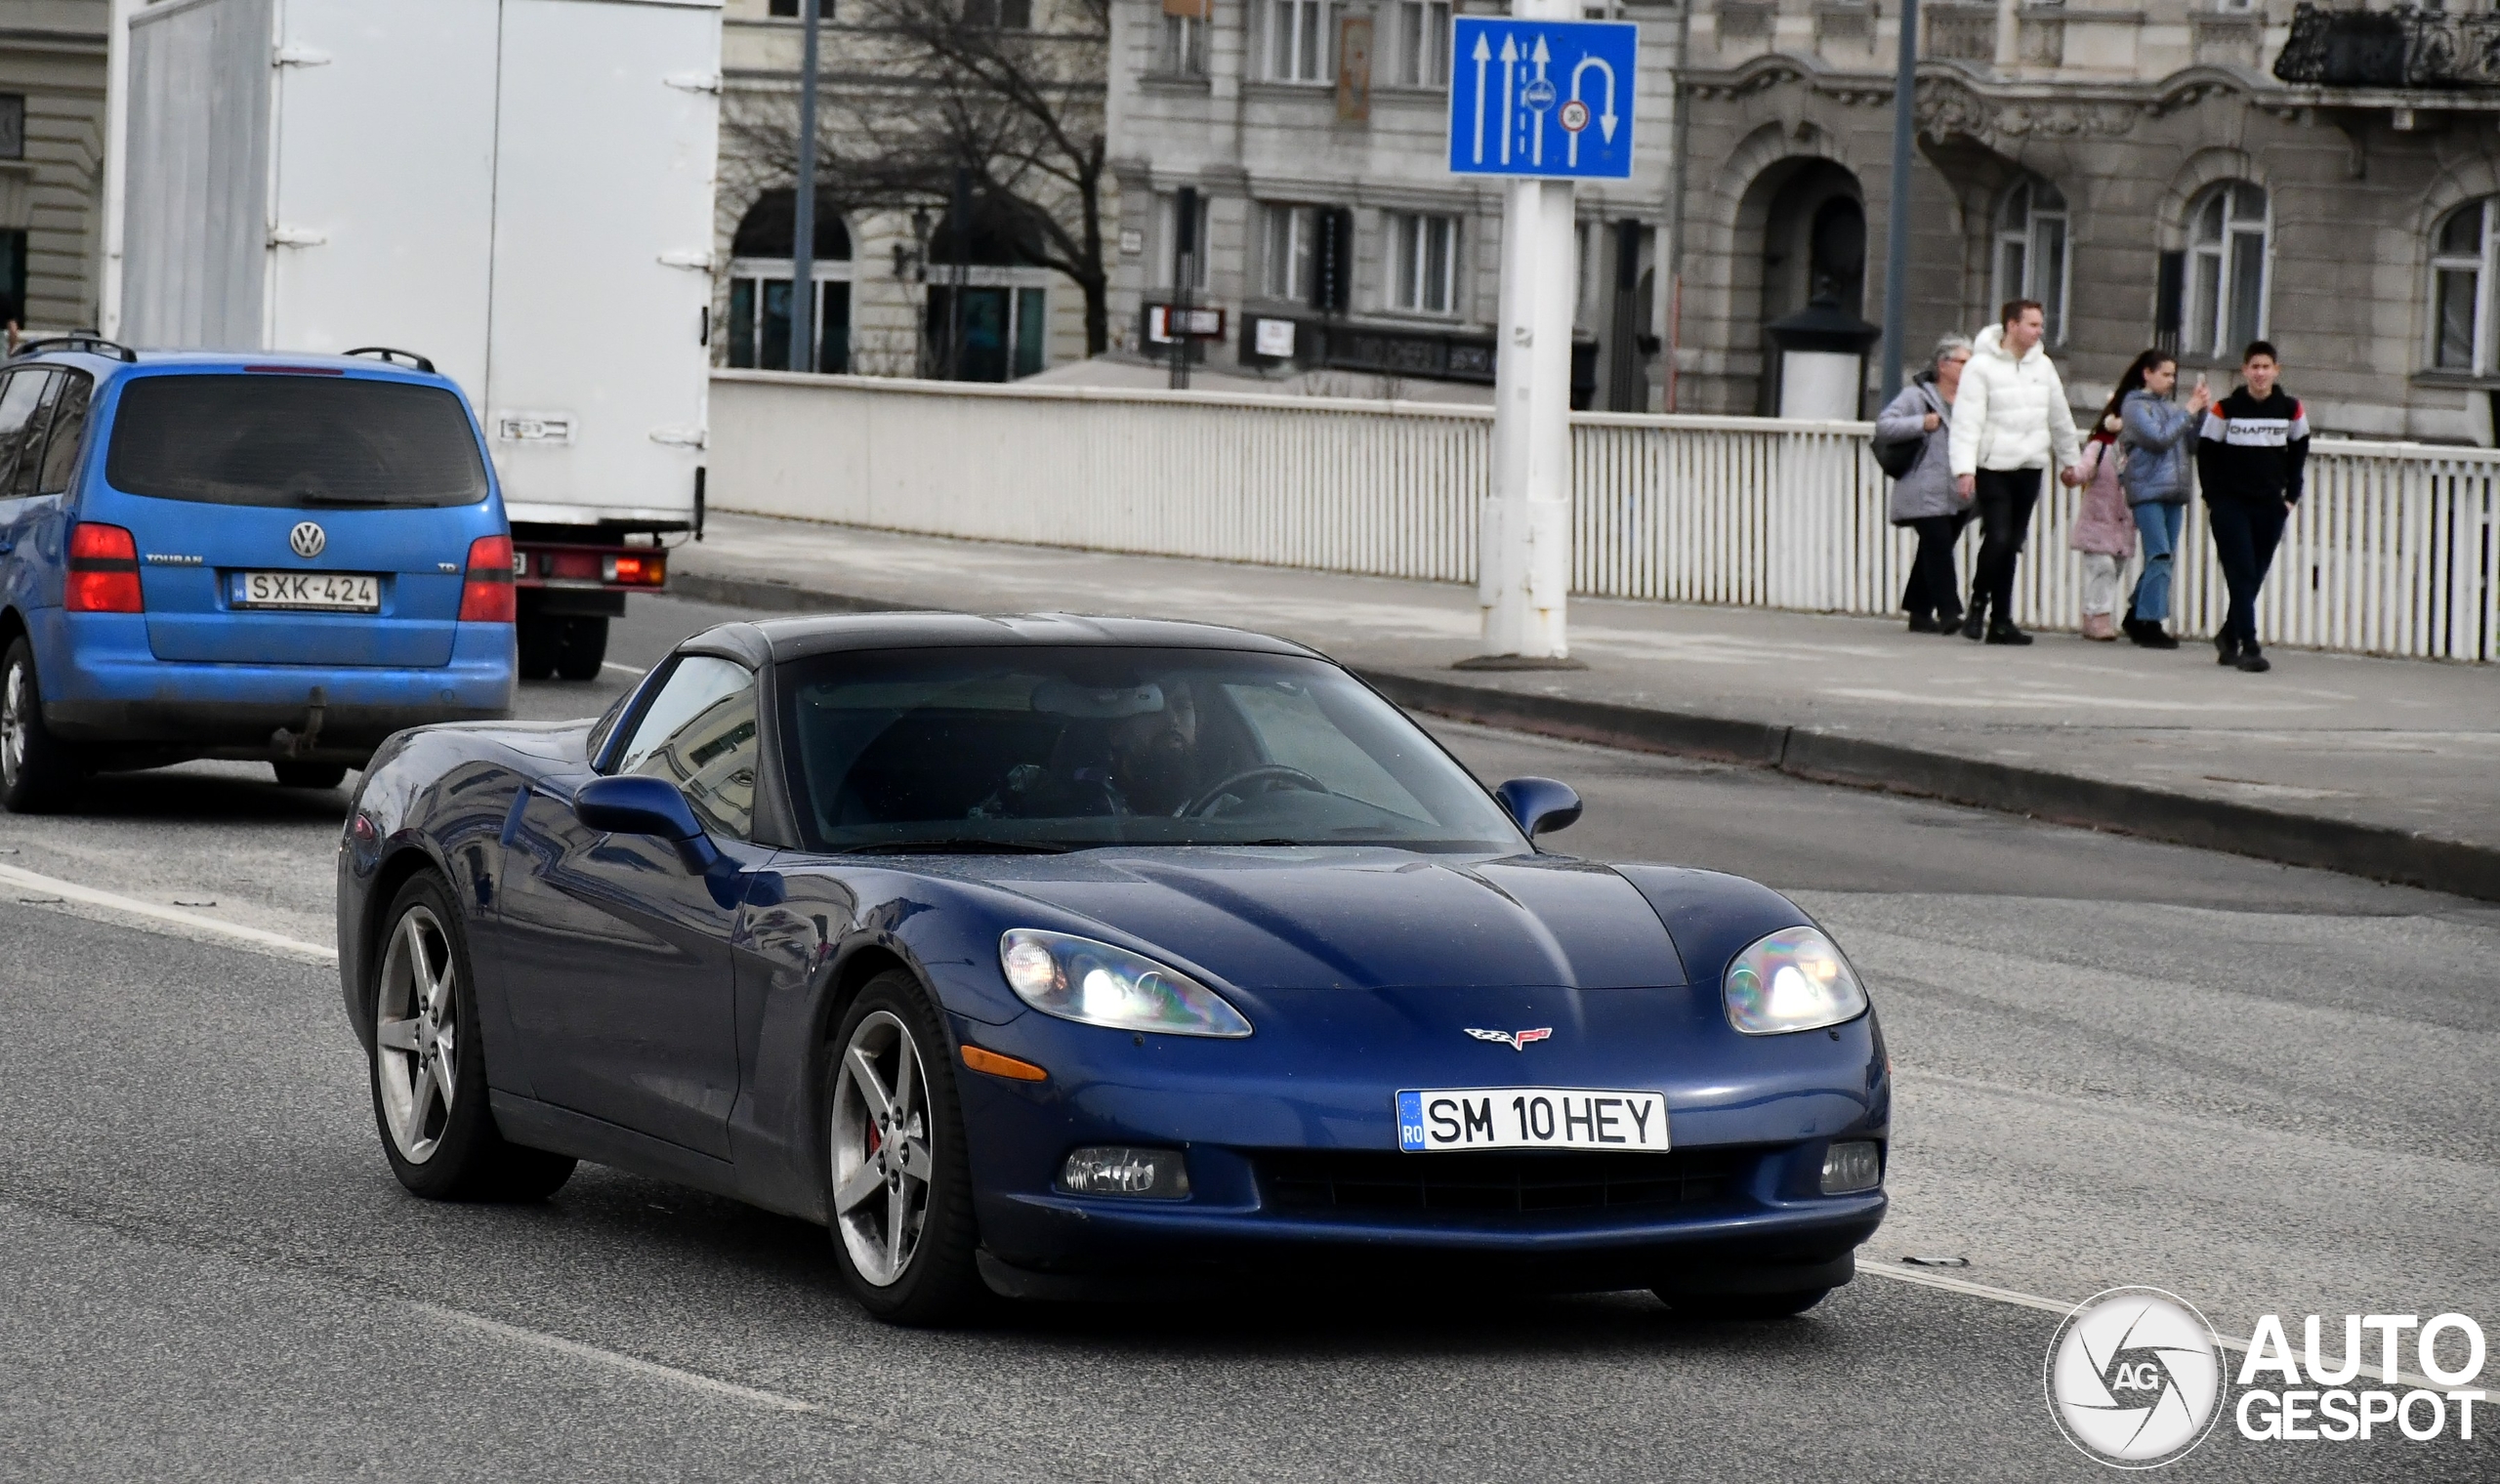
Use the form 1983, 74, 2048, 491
0, 339, 515, 812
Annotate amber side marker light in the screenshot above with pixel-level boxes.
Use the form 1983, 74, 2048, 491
961, 1045, 1049, 1082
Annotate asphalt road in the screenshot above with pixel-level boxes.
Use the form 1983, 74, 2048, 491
0, 594, 2491, 1482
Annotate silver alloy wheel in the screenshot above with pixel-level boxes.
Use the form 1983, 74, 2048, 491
375, 904, 460, 1164
829, 1009, 936, 1287
1, 657, 27, 786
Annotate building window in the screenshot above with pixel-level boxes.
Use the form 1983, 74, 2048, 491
1396, 0, 1451, 86
0, 97, 21, 161
2186, 182, 2269, 359
2430, 198, 2493, 373
1157, 190, 1211, 292
1266, 0, 1335, 82
1992, 178, 2069, 346
1389, 212, 1459, 315
924, 286, 1048, 381
964, 0, 1033, 27
1160, 12, 1207, 74
1261, 204, 1322, 301
725, 191, 854, 372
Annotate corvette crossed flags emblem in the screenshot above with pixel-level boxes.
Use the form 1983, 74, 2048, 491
1463, 1027, 1553, 1051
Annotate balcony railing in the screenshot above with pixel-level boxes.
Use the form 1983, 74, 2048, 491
2275, 3, 2500, 89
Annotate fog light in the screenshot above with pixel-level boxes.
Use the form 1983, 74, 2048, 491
1057, 1146, 1190, 1200
1820, 1140, 1882, 1195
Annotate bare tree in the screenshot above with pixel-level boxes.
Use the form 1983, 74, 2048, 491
726, 0, 1113, 360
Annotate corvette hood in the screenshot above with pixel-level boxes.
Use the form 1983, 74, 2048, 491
966, 847, 1685, 991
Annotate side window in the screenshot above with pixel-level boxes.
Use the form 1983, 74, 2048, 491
612, 656, 759, 839
12, 371, 61, 496
35, 372, 91, 494
0, 370, 50, 494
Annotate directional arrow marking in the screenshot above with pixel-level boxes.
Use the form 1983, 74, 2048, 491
1471, 32, 1492, 164
1528, 35, 1551, 167
1498, 34, 1517, 167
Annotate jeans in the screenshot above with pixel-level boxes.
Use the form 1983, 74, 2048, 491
2206, 497, 2289, 647
2127, 501, 2186, 623
1900, 512, 1970, 622
1970, 468, 2042, 625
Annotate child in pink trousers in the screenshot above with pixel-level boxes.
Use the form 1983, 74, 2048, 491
2069, 414, 2136, 639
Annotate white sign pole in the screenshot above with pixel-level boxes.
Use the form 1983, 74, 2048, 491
1478, 10, 1578, 663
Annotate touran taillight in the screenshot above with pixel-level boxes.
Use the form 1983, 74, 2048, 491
65, 522, 143, 613
459, 534, 516, 623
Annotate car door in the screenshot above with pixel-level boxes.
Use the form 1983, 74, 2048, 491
0, 369, 57, 608
497, 654, 769, 1158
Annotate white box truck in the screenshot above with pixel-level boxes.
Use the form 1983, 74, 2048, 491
117, 0, 722, 679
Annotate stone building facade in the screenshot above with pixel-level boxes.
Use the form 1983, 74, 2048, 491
1103, 0, 1681, 409
1678, 0, 2500, 441
715, 0, 1099, 380
0, 1, 107, 332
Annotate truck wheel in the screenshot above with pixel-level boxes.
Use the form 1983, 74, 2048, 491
1, 637, 75, 814
272, 761, 349, 790
554, 617, 608, 681
517, 614, 561, 681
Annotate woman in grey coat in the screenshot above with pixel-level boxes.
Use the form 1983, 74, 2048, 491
2111, 350, 2211, 647
1876, 335, 1975, 632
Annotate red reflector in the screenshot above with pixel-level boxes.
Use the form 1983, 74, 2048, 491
65, 522, 143, 612
603, 553, 666, 586
460, 533, 515, 623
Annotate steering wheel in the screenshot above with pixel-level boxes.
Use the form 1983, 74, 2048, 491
1184, 764, 1327, 817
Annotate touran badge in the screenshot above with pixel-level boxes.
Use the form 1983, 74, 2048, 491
1464, 1027, 1553, 1051
289, 520, 327, 558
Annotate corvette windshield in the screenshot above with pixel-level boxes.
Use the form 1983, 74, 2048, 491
779, 647, 1524, 852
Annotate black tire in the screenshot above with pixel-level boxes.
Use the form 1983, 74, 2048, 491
1658, 1287, 1832, 1320
553, 616, 608, 681
366, 873, 576, 1202
516, 613, 561, 681
0, 636, 74, 814
272, 761, 349, 790
823, 969, 985, 1325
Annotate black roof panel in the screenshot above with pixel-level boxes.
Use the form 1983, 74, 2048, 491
682, 611, 1327, 665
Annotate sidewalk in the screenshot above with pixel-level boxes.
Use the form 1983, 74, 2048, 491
674, 513, 2500, 901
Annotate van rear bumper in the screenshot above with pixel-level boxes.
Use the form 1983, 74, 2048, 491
40, 612, 513, 763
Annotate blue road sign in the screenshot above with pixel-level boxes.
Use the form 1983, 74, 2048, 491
1446, 18, 1638, 182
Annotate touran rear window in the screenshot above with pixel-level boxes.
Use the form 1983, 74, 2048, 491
104, 374, 490, 508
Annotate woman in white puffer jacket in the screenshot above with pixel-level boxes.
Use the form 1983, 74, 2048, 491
1945, 301, 2083, 644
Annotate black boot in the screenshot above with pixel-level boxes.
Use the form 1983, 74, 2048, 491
2216, 634, 2242, 666
2234, 642, 2271, 673
1907, 612, 1940, 634
1958, 598, 1988, 641
2132, 618, 2179, 650
1984, 620, 2034, 646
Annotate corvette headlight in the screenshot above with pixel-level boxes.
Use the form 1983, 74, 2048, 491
1723, 926, 1867, 1035
998, 929, 1253, 1038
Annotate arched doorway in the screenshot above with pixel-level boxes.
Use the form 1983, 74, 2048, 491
921, 206, 1054, 382
1752, 159, 1866, 413
726, 188, 853, 372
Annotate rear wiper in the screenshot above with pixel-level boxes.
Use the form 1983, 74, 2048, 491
836, 839, 1075, 855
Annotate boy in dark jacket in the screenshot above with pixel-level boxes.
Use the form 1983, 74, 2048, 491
2193, 341, 2309, 674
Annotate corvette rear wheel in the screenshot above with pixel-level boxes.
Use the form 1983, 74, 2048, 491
826, 971, 982, 1324
369, 875, 575, 1201
1, 637, 74, 814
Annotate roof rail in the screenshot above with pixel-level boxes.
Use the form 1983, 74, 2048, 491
12, 334, 139, 363
342, 346, 437, 374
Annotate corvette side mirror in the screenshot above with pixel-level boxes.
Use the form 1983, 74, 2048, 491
574, 775, 721, 872
1494, 776, 1583, 840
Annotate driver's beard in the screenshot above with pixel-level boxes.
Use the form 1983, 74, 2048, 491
1121, 738, 1192, 813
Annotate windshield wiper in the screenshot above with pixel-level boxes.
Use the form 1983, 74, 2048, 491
836, 839, 1075, 855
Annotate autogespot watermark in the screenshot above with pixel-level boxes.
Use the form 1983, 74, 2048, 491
2045, 1290, 2488, 1468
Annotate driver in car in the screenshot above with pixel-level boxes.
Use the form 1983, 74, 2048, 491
973, 678, 1210, 819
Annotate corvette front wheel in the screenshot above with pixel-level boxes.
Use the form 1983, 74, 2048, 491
825, 971, 982, 1324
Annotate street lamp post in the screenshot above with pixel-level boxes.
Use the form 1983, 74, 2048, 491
1879, 0, 1920, 401
789, 0, 823, 374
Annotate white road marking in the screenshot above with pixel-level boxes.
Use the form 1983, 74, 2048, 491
601, 660, 646, 678
0, 861, 335, 962
414, 1302, 818, 1414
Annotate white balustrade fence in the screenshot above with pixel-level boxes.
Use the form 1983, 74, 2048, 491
711, 370, 2500, 663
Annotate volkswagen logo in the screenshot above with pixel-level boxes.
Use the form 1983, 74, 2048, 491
288, 521, 327, 559
2045, 1287, 2226, 1467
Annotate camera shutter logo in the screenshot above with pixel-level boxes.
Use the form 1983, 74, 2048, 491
2045, 1287, 2226, 1468
288, 521, 327, 558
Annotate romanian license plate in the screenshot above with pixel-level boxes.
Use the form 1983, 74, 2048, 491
1396, 1088, 1670, 1153
232, 571, 380, 611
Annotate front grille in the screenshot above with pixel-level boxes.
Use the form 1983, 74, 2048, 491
1257, 1147, 1754, 1216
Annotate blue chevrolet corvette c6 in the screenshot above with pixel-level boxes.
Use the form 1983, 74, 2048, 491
337, 613, 1889, 1324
